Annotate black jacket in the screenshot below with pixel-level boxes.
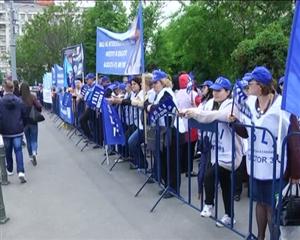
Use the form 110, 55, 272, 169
0, 93, 27, 137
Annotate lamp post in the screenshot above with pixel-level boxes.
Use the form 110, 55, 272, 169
10, 0, 17, 81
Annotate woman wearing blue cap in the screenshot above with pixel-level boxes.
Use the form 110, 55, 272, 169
184, 76, 244, 227
144, 70, 185, 198
235, 66, 291, 240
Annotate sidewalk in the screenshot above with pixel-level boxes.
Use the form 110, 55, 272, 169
1, 113, 248, 240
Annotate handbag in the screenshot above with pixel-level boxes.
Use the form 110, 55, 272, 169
29, 105, 45, 123
280, 182, 300, 226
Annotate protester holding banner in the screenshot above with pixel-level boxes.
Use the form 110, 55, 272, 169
0, 80, 27, 183
144, 70, 185, 198
184, 76, 244, 227
230, 66, 290, 239
109, 76, 146, 169
79, 73, 95, 141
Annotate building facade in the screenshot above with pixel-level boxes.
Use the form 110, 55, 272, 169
0, 0, 52, 77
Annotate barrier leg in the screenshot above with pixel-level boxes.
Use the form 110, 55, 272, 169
68, 128, 77, 139
0, 184, 9, 224
101, 145, 109, 165
244, 233, 257, 240
80, 141, 89, 152
109, 155, 123, 171
134, 174, 154, 197
0, 148, 9, 185
150, 186, 174, 212
75, 137, 84, 146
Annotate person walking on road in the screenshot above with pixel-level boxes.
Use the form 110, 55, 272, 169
0, 80, 27, 183
20, 82, 42, 166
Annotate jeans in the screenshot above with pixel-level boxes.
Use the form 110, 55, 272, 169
3, 136, 24, 173
128, 129, 146, 168
24, 124, 38, 156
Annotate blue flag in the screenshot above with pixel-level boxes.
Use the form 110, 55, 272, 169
96, 2, 144, 75
186, 72, 194, 94
51, 67, 56, 86
282, 1, 300, 116
54, 64, 64, 89
233, 81, 253, 120
86, 85, 105, 110
101, 99, 125, 145
150, 96, 177, 122
59, 92, 74, 125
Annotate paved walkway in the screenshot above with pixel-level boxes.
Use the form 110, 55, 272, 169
1, 112, 252, 240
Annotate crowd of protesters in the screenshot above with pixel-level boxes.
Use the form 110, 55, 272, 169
2, 64, 299, 239
52, 66, 300, 239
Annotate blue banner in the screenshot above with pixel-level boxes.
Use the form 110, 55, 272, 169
80, 84, 89, 99
51, 67, 56, 86
282, 1, 300, 117
101, 99, 125, 145
96, 3, 144, 75
233, 81, 253, 121
42, 72, 52, 104
54, 64, 64, 89
62, 43, 84, 88
86, 85, 105, 110
59, 92, 74, 125
150, 96, 177, 122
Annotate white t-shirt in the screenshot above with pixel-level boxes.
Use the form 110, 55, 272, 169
244, 95, 290, 180
193, 98, 243, 170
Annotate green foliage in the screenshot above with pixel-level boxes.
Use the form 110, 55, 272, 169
16, 2, 82, 84
232, 23, 289, 80
81, 0, 128, 73
148, 0, 293, 82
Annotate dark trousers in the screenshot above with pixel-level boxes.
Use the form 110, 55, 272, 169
235, 155, 247, 196
181, 141, 196, 173
204, 164, 233, 217
79, 107, 92, 139
160, 130, 182, 193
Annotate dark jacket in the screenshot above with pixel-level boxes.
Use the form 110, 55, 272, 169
23, 94, 42, 125
285, 114, 300, 180
0, 93, 27, 137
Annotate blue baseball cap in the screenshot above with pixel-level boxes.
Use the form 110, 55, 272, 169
199, 80, 213, 87
210, 77, 232, 91
118, 83, 126, 91
250, 66, 272, 85
279, 76, 284, 85
151, 70, 167, 83
242, 72, 252, 82
85, 73, 95, 80
101, 76, 110, 83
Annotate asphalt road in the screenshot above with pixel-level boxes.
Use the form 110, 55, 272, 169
1, 112, 252, 240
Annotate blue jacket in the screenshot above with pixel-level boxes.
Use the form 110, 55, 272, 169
0, 93, 27, 137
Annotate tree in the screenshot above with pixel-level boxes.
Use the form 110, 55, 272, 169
16, 2, 82, 84
148, 0, 293, 82
231, 23, 289, 80
81, 0, 128, 73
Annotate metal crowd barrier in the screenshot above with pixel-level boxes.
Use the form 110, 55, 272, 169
48, 93, 292, 240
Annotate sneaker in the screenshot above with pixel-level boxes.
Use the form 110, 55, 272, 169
18, 172, 27, 183
200, 204, 213, 217
7, 170, 13, 176
31, 155, 37, 166
216, 214, 236, 227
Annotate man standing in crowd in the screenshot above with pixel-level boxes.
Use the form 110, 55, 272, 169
0, 80, 27, 183
79, 73, 95, 141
